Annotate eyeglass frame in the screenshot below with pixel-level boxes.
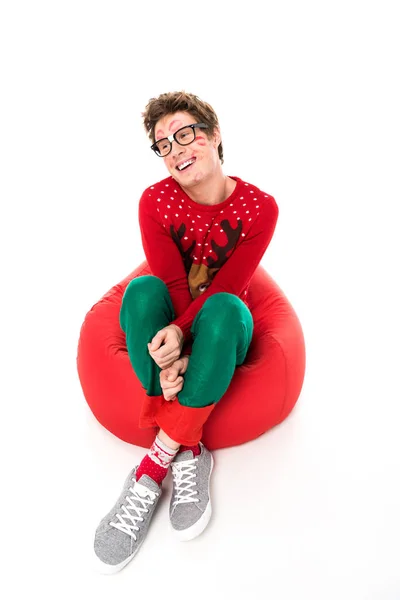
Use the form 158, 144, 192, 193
151, 123, 209, 157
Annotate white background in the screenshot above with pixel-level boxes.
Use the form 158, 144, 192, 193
1, 1, 399, 598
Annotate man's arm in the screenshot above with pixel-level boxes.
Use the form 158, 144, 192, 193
170, 196, 279, 341
138, 190, 193, 320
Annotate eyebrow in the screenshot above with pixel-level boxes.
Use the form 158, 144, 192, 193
168, 120, 183, 132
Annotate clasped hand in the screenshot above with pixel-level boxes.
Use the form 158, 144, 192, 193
147, 324, 188, 402
147, 324, 184, 370
159, 355, 189, 401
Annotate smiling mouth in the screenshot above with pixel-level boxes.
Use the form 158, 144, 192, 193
176, 157, 196, 172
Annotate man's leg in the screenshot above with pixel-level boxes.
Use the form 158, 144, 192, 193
154, 291, 254, 443
119, 274, 174, 397
94, 275, 180, 574
94, 287, 253, 570
155, 292, 254, 540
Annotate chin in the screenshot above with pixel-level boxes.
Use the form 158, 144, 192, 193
172, 171, 202, 186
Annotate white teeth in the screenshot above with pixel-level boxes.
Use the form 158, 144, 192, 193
177, 159, 195, 171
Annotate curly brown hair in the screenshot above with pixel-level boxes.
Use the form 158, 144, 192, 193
142, 91, 224, 164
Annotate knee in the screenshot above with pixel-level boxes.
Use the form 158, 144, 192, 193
198, 293, 253, 339
121, 275, 167, 313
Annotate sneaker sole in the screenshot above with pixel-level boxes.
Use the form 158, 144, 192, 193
172, 453, 214, 542
93, 549, 139, 575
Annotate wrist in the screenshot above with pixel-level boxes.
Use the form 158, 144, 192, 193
170, 323, 184, 338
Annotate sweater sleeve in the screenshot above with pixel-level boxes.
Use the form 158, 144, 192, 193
138, 190, 193, 320
170, 196, 279, 341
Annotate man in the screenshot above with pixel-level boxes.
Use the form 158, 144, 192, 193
94, 91, 279, 574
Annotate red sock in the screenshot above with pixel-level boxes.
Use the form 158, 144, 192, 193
179, 443, 201, 457
136, 436, 178, 486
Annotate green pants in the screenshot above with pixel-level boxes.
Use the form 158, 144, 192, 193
119, 275, 254, 408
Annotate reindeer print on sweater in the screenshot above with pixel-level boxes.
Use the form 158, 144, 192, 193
171, 205, 244, 300
138, 175, 279, 342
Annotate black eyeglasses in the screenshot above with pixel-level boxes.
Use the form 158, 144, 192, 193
151, 123, 209, 157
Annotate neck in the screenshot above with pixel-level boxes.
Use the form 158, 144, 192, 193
178, 167, 234, 206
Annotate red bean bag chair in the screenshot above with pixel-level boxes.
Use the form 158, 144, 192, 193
77, 261, 306, 450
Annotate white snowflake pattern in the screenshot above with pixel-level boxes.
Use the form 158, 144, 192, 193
151, 185, 267, 265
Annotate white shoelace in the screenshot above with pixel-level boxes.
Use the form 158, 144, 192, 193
109, 481, 158, 540
171, 458, 200, 507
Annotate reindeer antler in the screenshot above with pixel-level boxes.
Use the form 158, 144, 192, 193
206, 219, 243, 269
170, 223, 195, 274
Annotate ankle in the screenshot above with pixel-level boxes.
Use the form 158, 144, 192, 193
136, 435, 179, 485
157, 428, 181, 451
179, 443, 201, 457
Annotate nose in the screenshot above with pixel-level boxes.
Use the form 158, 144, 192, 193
170, 139, 186, 159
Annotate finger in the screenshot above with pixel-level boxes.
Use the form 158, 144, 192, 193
148, 346, 166, 359
148, 331, 165, 352
160, 360, 176, 371
162, 375, 183, 390
152, 350, 180, 369
148, 341, 162, 353
167, 367, 180, 381
162, 376, 183, 390
165, 381, 183, 401
150, 343, 176, 360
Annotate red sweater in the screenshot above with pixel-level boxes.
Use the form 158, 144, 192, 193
138, 175, 279, 355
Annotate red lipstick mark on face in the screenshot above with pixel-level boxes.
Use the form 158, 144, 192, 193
194, 135, 206, 146
156, 129, 165, 139
168, 120, 183, 132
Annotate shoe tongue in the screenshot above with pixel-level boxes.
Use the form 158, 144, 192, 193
136, 474, 160, 493
174, 450, 194, 462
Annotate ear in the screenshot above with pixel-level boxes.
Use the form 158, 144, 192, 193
212, 126, 221, 148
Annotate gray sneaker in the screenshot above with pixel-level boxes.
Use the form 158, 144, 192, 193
170, 442, 214, 541
94, 467, 161, 574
